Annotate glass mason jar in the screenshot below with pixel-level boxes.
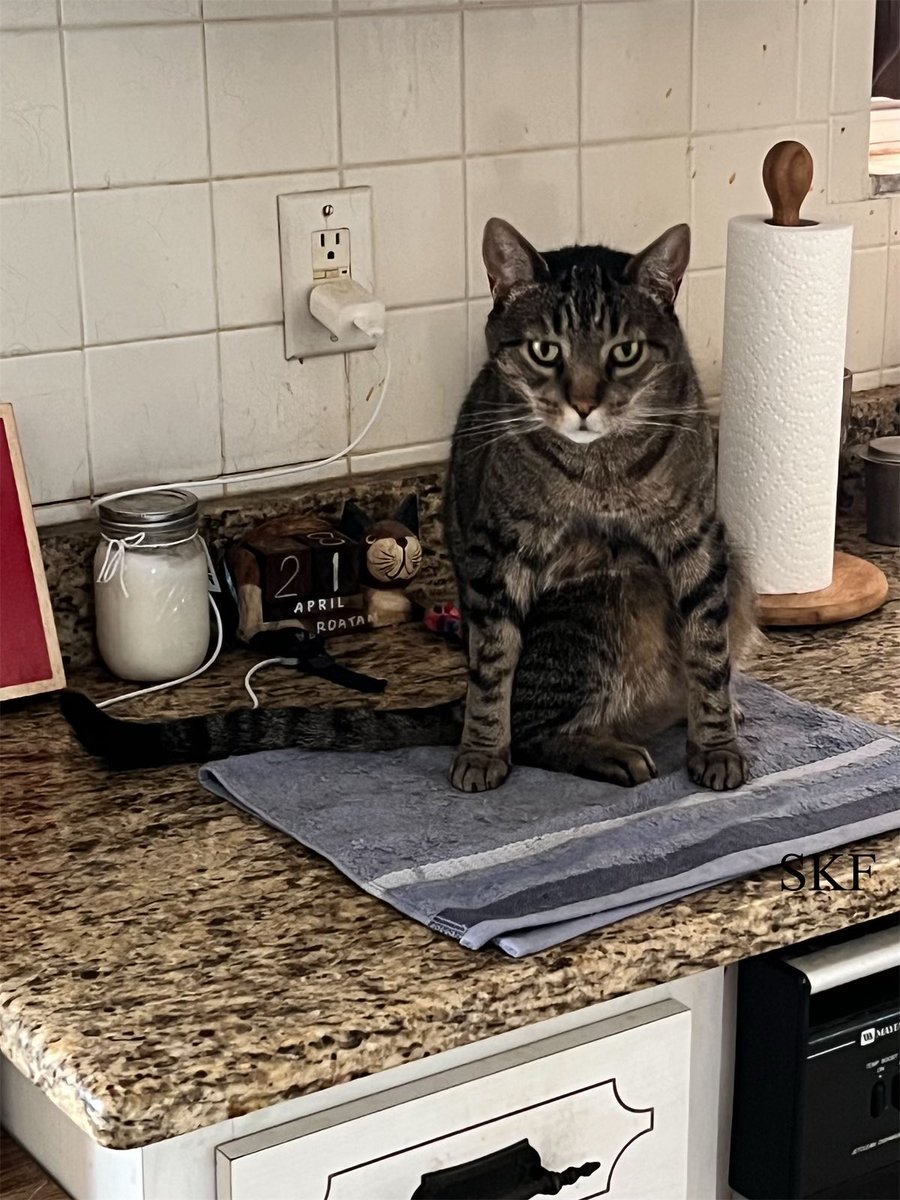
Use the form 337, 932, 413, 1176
94, 490, 211, 682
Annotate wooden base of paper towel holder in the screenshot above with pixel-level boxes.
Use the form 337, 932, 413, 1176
757, 552, 889, 627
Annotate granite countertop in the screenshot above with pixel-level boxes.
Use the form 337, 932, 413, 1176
2, 521, 898, 1151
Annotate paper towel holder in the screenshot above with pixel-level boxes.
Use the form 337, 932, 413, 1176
762, 140, 818, 228
752, 140, 890, 627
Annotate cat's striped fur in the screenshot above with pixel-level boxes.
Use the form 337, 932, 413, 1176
444, 218, 754, 793
59, 689, 462, 769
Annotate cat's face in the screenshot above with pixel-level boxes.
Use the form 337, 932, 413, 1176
483, 220, 691, 444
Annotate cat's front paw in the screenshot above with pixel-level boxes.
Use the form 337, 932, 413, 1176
687, 742, 748, 790
450, 749, 510, 793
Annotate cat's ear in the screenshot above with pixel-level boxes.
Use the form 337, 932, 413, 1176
392, 493, 419, 538
338, 500, 372, 542
482, 218, 548, 302
625, 224, 690, 308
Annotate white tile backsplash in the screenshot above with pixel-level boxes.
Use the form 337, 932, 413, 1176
690, 124, 794, 270
76, 184, 216, 344
338, 0, 457, 9
65, 24, 208, 188
212, 169, 339, 328
826, 199, 892, 250
0, 350, 89, 503
204, 0, 331, 16
464, 5, 578, 154
0, 30, 69, 195
831, 0, 876, 113
686, 268, 725, 398
845, 247, 889, 374
796, 0, 833, 123
343, 159, 466, 307
349, 303, 467, 451
0, 1, 58, 28
205, 18, 336, 177
582, 1, 691, 143
0, 0, 892, 520
338, 12, 462, 163
86, 334, 220, 491
219, 324, 349, 472
881, 245, 899, 368
582, 137, 689, 253
694, 0, 796, 132
467, 295, 492, 379
0, 194, 81, 355
61, 0, 200, 23
466, 148, 579, 296
827, 112, 872, 203
350, 440, 451, 476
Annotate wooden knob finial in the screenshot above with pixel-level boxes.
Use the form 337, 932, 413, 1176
763, 140, 814, 227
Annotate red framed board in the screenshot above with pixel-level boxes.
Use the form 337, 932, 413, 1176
0, 403, 65, 701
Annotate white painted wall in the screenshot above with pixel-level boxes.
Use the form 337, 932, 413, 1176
1, 0, 897, 525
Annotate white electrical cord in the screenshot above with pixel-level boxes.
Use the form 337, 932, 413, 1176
92, 345, 391, 711
92, 345, 392, 508
243, 657, 298, 710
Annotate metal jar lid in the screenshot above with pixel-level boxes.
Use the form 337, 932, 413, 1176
98, 489, 199, 542
859, 436, 900, 465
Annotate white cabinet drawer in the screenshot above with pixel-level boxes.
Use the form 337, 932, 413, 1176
216, 998, 690, 1200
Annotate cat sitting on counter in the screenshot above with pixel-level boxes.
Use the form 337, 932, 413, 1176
62, 217, 753, 793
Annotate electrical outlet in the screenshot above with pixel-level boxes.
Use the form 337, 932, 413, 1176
312, 227, 351, 280
278, 187, 374, 360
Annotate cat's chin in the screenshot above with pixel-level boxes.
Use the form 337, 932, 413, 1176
562, 429, 603, 445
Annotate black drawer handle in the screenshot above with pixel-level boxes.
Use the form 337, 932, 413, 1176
411, 1137, 601, 1199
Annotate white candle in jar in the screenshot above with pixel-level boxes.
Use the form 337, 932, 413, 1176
94, 490, 211, 682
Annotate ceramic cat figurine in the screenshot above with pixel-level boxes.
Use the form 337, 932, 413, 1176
62, 219, 753, 787
339, 493, 423, 627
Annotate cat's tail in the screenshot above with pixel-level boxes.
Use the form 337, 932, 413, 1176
60, 689, 464, 770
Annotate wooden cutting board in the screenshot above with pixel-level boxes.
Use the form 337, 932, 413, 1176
757, 551, 890, 626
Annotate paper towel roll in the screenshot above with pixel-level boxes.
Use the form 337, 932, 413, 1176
716, 214, 853, 594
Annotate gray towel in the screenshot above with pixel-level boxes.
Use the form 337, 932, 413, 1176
199, 678, 900, 956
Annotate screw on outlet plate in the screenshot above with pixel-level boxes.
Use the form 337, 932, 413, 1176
322, 204, 334, 218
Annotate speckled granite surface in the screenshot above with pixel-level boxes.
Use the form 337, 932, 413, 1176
2, 519, 898, 1151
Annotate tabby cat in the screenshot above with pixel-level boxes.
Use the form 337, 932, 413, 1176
61, 217, 752, 789
444, 218, 753, 793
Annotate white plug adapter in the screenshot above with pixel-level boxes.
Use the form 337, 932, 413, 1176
309, 278, 385, 343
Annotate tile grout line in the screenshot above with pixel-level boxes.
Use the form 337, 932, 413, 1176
793, 0, 802, 124
332, 7, 353, 469
199, 10, 226, 478
55, 6, 96, 500
10, 120, 857, 206
460, 7, 472, 310
576, 0, 583, 241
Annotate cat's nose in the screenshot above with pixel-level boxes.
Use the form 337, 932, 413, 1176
396, 536, 408, 548
570, 396, 597, 418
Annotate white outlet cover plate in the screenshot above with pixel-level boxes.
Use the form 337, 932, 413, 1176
278, 186, 375, 360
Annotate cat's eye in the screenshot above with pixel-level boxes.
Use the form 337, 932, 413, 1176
609, 340, 645, 371
526, 340, 561, 367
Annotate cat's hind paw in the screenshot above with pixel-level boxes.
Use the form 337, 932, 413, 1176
450, 750, 510, 793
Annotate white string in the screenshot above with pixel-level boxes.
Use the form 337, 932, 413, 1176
97, 594, 224, 710
96, 531, 199, 597
243, 657, 298, 710
92, 345, 392, 508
